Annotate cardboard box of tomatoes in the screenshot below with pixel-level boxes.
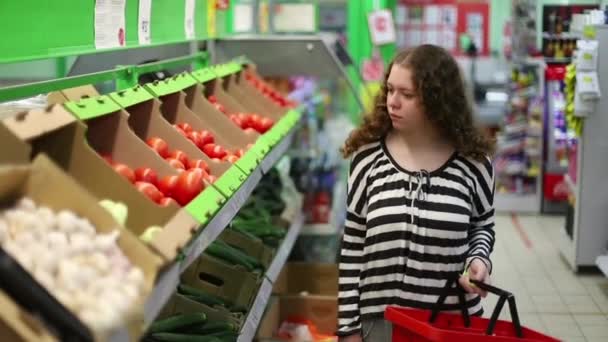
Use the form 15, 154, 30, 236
1, 99, 208, 263
144, 73, 269, 178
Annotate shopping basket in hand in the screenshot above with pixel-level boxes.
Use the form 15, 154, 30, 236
385, 278, 560, 342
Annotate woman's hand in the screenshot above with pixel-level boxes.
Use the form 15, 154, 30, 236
459, 258, 490, 298
339, 333, 363, 342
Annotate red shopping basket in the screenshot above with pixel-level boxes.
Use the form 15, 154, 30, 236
385, 279, 560, 342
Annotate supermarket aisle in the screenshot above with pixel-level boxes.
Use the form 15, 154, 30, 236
484, 214, 608, 342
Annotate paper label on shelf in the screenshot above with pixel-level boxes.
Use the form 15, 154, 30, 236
94, 0, 127, 49
184, 0, 196, 39
138, 0, 152, 45
234, 4, 254, 33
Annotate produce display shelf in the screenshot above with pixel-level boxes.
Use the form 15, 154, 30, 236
237, 208, 305, 342
142, 121, 299, 326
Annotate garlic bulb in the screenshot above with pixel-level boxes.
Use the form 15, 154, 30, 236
0, 198, 146, 335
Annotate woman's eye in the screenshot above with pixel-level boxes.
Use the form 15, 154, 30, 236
387, 88, 394, 94
403, 93, 414, 99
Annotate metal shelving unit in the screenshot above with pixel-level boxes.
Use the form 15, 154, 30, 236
557, 25, 608, 272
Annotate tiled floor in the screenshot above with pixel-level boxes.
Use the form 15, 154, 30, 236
482, 214, 608, 342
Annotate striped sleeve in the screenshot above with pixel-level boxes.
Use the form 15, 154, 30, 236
337, 145, 377, 337
465, 157, 496, 273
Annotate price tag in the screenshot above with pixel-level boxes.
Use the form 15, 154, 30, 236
95, 0, 126, 49
185, 0, 196, 39
138, 0, 152, 45
367, 9, 396, 45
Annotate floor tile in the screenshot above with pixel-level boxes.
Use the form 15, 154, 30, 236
532, 295, 568, 313
573, 314, 608, 326
563, 295, 602, 314
580, 325, 608, 339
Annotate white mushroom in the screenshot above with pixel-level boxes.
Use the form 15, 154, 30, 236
36, 206, 57, 229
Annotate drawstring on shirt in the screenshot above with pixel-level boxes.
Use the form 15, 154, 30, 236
407, 170, 431, 225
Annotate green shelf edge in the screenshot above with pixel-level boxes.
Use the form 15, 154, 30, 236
185, 184, 226, 225
64, 95, 122, 120
212, 164, 248, 198
109, 85, 155, 108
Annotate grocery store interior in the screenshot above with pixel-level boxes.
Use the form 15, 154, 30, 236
1, 0, 608, 341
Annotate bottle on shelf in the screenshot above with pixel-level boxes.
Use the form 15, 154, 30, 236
554, 40, 564, 59
556, 15, 563, 34
545, 39, 555, 58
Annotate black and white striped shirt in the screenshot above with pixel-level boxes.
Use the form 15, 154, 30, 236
338, 141, 495, 336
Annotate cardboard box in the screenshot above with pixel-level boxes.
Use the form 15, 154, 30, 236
256, 295, 338, 341
0, 154, 162, 339
181, 253, 262, 310
221, 71, 284, 122
182, 82, 262, 143
240, 64, 289, 118
0, 290, 57, 342
0, 121, 30, 165
219, 228, 275, 270
1, 103, 200, 262
273, 262, 339, 296
160, 294, 243, 327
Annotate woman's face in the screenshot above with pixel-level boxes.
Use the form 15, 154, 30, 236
386, 64, 425, 132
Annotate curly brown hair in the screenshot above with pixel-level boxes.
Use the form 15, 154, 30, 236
341, 44, 494, 161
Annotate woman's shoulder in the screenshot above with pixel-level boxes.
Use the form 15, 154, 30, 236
349, 141, 383, 170
456, 154, 494, 183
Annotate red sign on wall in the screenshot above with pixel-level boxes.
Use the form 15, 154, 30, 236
216, 0, 230, 10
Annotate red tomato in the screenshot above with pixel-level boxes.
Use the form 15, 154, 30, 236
168, 150, 189, 166
233, 149, 245, 158
173, 169, 205, 205
259, 117, 274, 133
187, 131, 203, 147
113, 163, 136, 183
206, 174, 217, 183
134, 167, 158, 185
244, 127, 258, 135
208, 95, 218, 103
159, 197, 179, 207
229, 114, 243, 128
177, 122, 194, 133
101, 154, 114, 165
187, 159, 210, 173
237, 113, 252, 128
198, 130, 215, 146
158, 175, 179, 197
165, 158, 186, 171
202, 144, 228, 159
213, 103, 227, 115
146, 137, 169, 158
223, 155, 239, 163
135, 181, 163, 203
249, 114, 262, 130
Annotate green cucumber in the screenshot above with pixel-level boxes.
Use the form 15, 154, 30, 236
185, 321, 239, 334
148, 313, 207, 334
206, 241, 257, 271
149, 332, 222, 342
178, 285, 228, 307
227, 225, 260, 241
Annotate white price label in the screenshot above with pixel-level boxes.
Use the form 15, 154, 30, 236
367, 9, 396, 45
94, 0, 126, 49
138, 0, 152, 45
185, 0, 196, 39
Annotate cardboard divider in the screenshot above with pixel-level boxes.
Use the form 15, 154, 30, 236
183, 83, 261, 143
160, 89, 256, 150
223, 72, 284, 122
0, 122, 30, 165
203, 77, 249, 115
121, 98, 232, 181
218, 229, 275, 270
0, 155, 163, 340
1, 105, 198, 262
240, 64, 289, 117
0, 291, 57, 342
272, 262, 339, 296
181, 253, 262, 310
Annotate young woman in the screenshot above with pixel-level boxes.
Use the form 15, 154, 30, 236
338, 44, 495, 341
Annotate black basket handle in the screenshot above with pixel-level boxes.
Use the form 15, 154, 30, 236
429, 278, 523, 338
